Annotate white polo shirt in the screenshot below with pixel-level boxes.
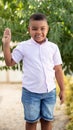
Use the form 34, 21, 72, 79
12, 38, 62, 93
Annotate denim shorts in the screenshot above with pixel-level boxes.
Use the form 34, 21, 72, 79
21, 88, 56, 123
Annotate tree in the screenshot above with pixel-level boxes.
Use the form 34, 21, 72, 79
0, 0, 73, 74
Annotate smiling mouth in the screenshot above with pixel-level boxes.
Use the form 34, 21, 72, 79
35, 35, 43, 38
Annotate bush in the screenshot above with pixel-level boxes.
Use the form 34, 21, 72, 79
65, 76, 73, 130
66, 121, 73, 130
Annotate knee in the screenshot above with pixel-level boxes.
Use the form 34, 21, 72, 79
26, 121, 37, 126
26, 121, 38, 130
40, 118, 52, 130
40, 118, 51, 125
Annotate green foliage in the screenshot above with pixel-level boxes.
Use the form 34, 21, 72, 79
66, 83, 73, 118
65, 76, 73, 130
0, 0, 73, 73
66, 121, 73, 130
66, 120, 73, 130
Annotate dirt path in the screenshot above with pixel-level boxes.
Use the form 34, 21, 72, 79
0, 84, 68, 130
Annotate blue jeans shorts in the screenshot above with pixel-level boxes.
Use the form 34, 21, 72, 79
21, 88, 56, 123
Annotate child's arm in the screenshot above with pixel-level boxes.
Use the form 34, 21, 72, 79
54, 65, 65, 104
2, 28, 16, 66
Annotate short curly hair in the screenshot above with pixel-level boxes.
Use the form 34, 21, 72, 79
29, 13, 47, 21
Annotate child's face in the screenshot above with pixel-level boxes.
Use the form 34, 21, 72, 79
28, 20, 49, 44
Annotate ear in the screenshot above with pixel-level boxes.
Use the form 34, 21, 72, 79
46, 25, 49, 34
48, 25, 50, 32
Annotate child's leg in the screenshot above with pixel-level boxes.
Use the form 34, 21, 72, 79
40, 88, 56, 130
26, 121, 37, 130
40, 118, 52, 130
21, 88, 41, 130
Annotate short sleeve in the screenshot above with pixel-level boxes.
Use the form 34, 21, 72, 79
12, 43, 24, 63
53, 46, 62, 66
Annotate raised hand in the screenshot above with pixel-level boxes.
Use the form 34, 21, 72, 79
2, 28, 11, 45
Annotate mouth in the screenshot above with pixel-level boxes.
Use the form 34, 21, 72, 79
34, 35, 46, 43
35, 35, 43, 39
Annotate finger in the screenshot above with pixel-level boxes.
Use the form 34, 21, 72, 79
3, 35, 11, 40
60, 98, 65, 105
4, 28, 11, 36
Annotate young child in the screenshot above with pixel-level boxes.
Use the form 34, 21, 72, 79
2, 13, 65, 130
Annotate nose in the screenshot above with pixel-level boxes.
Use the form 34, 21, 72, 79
36, 29, 41, 34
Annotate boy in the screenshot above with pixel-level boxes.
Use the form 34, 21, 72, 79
2, 13, 65, 130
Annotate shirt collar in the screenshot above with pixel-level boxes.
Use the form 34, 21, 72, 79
31, 37, 48, 46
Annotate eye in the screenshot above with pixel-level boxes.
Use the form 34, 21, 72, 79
41, 28, 45, 31
32, 28, 38, 31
